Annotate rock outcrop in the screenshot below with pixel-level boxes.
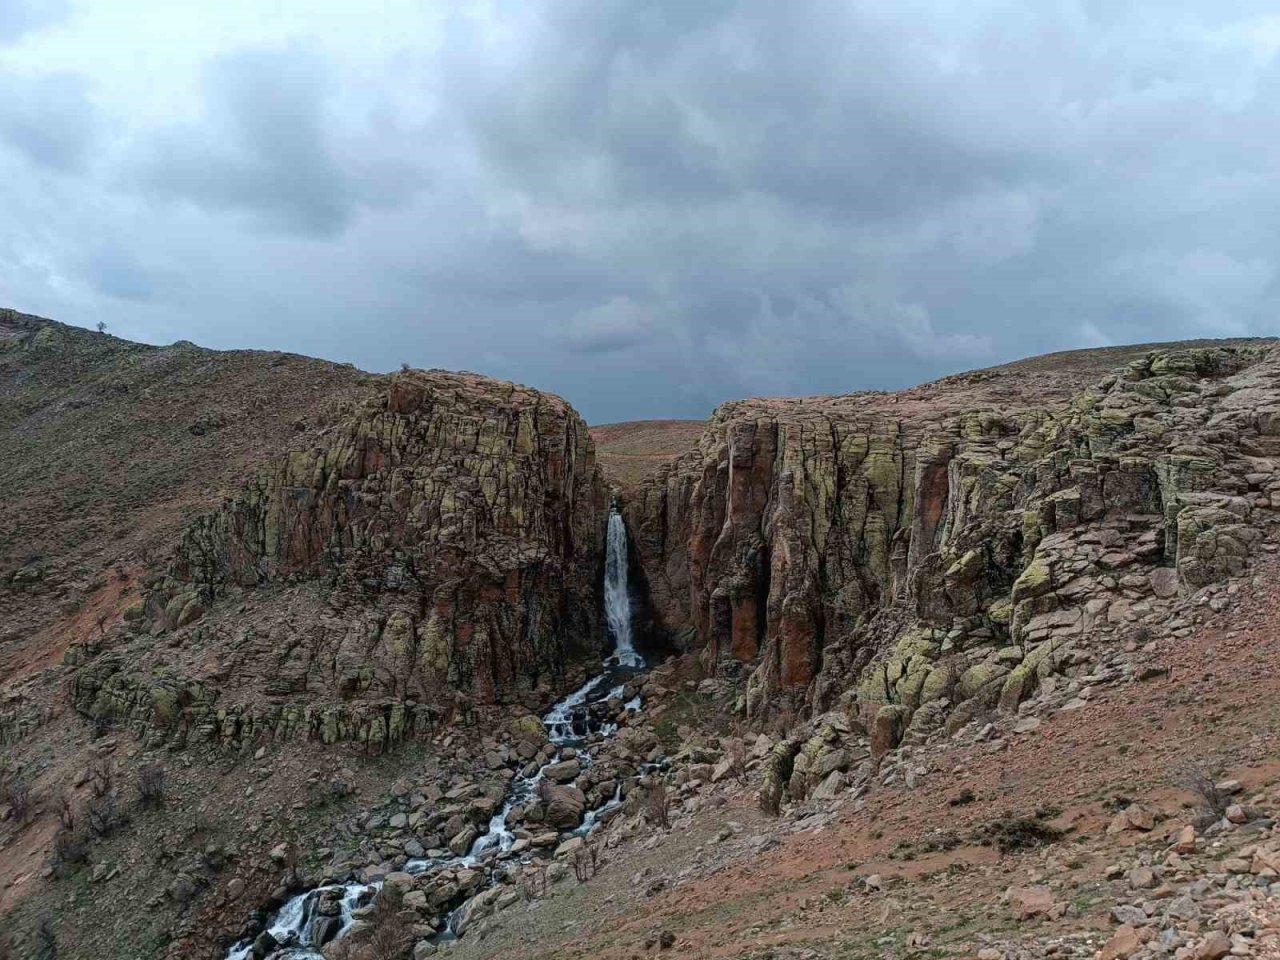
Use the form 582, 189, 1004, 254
70, 370, 608, 750
626, 342, 1280, 732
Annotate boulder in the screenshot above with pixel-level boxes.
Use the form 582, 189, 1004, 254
542, 759, 581, 784
541, 784, 586, 830
1100, 925, 1143, 960
448, 826, 478, 856
1194, 932, 1231, 959
1008, 886, 1054, 920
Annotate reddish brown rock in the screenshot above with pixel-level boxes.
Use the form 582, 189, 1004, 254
72, 370, 608, 749
1174, 824, 1198, 854
1008, 886, 1055, 920
1100, 924, 1144, 960
625, 343, 1279, 731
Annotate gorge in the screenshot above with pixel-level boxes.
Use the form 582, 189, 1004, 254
224, 506, 648, 958
3, 312, 1280, 960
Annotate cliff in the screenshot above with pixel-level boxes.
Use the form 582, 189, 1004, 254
68, 369, 607, 751
625, 340, 1280, 740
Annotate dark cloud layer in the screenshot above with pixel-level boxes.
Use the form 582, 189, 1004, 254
138, 48, 425, 236
1, 2, 1279, 422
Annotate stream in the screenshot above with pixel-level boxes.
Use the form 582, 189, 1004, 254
227, 506, 644, 959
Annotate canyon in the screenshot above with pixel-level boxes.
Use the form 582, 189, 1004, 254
3, 310, 1280, 960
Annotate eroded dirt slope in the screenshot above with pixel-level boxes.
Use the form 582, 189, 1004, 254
0, 309, 376, 679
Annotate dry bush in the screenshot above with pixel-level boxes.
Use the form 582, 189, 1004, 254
640, 779, 671, 829
1, 774, 31, 825
88, 759, 113, 799
359, 886, 413, 960
87, 794, 125, 837
973, 812, 1064, 853
518, 862, 550, 902
50, 826, 90, 876
137, 765, 166, 809
571, 840, 600, 882
1172, 760, 1229, 824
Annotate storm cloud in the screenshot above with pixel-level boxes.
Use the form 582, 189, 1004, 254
1, 1, 1278, 421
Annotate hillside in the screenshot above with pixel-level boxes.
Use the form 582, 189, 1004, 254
0, 309, 377, 680
590, 419, 707, 490
2, 319, 1279, 960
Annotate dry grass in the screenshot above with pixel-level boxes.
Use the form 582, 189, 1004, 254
589, 419, 705, 487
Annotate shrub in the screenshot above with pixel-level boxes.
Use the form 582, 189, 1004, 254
1, 775, 31, 825
640, 779, 671, 829
87, 794, 125, 837
137, 765, 166, 809
1172, 760, 1229, 825
35, 919, 57, 960
571, 840, 600, 882
51, 826, 90, 876
973, 811, 1064, 853
518, 862, 550, 902
360, 887, 412, 960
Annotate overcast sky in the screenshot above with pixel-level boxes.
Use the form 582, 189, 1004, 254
1, 1, 1278, 421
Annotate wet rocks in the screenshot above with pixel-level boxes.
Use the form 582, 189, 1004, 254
542, 784, 587, 830
542, 759, 582, 784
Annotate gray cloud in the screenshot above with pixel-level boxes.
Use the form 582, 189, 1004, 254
553, 297, 658, 354
137, 47, 424, 236
0, 70, 97, 172
1, 2, 1279, 423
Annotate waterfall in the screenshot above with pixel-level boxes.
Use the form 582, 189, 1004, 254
224, 508, 651, 960
605, 508, 643, 669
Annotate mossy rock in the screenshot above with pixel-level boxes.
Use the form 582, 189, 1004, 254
957, 662, 1009, 702
987, 597, 1013, 626
1011, 558, 1052, 605
509, 714, 547, 744
998, 638, 1069, 712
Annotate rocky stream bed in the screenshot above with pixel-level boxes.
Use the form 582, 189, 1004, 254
226, 509, 649, 959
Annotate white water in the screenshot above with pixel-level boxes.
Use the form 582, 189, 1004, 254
225, 882, 377, 960
605, 509, 643, 669
226, 514, 647, 958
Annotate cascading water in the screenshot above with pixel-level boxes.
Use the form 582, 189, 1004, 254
225, 882, 377, 960
605, 507, 643, 669
225, 509, 651, 959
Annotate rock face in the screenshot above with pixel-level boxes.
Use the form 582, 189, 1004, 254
626, 342, 1280, 727
71, 370, 607, 750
